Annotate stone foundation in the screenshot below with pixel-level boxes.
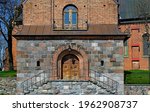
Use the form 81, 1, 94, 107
2, 78, 150, 95
27, 81, 115, 95
125, 85, 150, 95
0, 78, 16, 95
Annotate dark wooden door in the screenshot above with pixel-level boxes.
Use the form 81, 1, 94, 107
62, 54, 79, 80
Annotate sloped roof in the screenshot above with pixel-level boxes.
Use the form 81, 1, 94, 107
14, 24, 125, 36
13, 24, 128, 40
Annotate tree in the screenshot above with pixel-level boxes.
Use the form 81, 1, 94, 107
137, 0, 150, 33
0, 44, 3, 70
136, 0, 150, 59
0, 40, 6, 70
0, 0, 22, 70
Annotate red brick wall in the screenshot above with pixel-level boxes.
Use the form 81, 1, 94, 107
3, 48, 9, 71
3, 37, 17, 71
120, 23, 149, 70
12, 37, 17, 69
23, 0, 118, 25
23, 0, 52, 25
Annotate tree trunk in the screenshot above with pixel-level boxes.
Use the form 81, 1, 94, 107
8, 26, 14, 70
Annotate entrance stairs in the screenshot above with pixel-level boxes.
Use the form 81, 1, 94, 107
21, 70, 119, 95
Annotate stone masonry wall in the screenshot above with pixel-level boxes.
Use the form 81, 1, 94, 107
0, 78, 16, 95
23, 0, 118, 25
17, 39, 124, 94
125, 85, 150, 95
28, 81, 115, 95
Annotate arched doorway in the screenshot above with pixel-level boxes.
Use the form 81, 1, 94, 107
61, 54, 79, 80
52, 45, 89, 80
57, 49, 85, 80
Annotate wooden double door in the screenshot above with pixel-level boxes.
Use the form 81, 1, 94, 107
62, 54, 80, 80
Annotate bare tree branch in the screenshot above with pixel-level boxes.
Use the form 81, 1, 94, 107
0, 17, 9, 30
137, 0, 150, 33
0, 0, 22, 70
0, 27, 8, 42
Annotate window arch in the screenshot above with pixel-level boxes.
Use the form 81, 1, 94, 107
124, 40, 128, 56
143, 39, 149, 56
63, 5, 78, 29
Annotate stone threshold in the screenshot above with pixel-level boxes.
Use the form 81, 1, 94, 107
49, 80, 89, 82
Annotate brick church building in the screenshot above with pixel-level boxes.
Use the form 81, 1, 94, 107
119, 0, 150, 70
12, 0, 128, 95
8, 0, 150, 71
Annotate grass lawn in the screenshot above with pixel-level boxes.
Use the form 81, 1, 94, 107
124, 70, 150, 84
0, 70, 17, 77
0, 70, 150, 83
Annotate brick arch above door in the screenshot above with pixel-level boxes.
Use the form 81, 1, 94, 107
52, 44, 89, 80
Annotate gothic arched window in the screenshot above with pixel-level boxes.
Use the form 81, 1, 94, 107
142, 33, 150, 56
143, 40, 149, 56
63, 5, 77, 29
124, 40, 128, 56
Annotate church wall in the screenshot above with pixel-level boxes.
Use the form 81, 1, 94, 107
23, 0, 118, 25
23, 0, 52, 25
15, 0, 125, 95
120, 23, 149, 70
16, 39, 124, 94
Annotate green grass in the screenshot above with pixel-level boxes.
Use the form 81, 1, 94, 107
124, 70, 150, 84
0, 70, 17, 77
0, 70, 150, 83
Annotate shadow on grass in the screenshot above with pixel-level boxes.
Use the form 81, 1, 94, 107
124, 71, 132, 83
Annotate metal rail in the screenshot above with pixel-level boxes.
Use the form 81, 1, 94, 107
21, 71, 48, 94
21, 69, 119, 94
89, 70, 119, 94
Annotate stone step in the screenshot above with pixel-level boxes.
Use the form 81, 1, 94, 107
33, 85, 38, 89
106, 88, 111, 92
24, 90, 30, 94
29, 88, 34, 92
110, 90, 116, 94
25, 81, 114, 95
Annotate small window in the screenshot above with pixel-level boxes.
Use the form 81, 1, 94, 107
101, 60, 104, 66
37, 61, 40, 67
63, 5, 77, 29
124, 40, 128, 56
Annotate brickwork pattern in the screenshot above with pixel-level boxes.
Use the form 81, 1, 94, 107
23, 0, 118, 25
23, 0, 52, 25
14, 0, 125, 95
120, 23, 150, 70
